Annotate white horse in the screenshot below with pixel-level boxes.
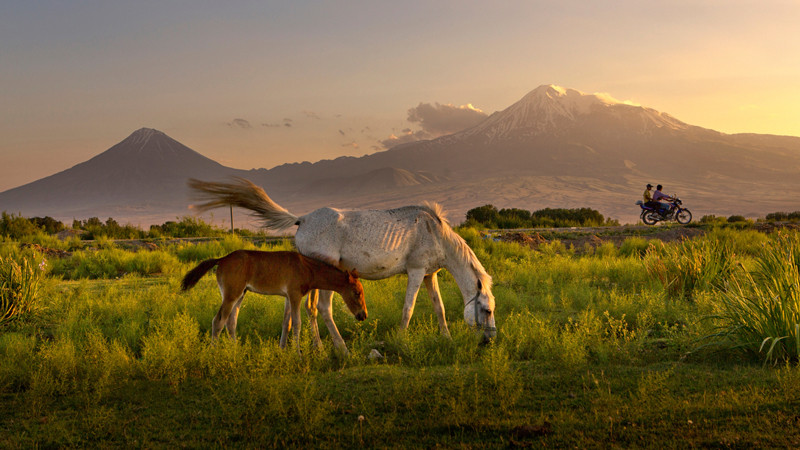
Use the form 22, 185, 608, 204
188, 177, 496, 352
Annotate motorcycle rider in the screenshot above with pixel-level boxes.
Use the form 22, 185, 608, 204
652, 184, 675, 215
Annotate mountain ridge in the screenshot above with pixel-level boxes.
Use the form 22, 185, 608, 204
2, 85, 800, 226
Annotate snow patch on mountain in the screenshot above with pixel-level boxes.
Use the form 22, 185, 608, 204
458, 84, 689, 142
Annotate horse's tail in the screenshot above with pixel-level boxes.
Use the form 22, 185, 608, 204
188, 177, 299, 230
181, 258, 221, 291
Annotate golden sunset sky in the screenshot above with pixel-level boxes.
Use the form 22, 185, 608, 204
2, 1, 799, 192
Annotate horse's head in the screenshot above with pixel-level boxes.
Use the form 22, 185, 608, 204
464, 279, 496, 341
340, 270, 367, 321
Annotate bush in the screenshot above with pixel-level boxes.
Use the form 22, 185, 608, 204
700, 215, 726, 225
29, 217, 65, 234
465, 205, 499, 228
73, 217, 145, 240
0, 212, 42, 239
149, 216, 227, 238
463, 205, 616, 228
766, 212, 789, 222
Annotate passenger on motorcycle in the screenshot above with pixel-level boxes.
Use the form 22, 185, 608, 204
643, 184, 660, 209
652, 184, 675, 214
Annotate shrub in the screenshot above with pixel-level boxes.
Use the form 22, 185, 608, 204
700, 215, 725, 225
463, 205, 616, 228
149, 216, 226, 238
0, 212, 42, 239
29, 216, 65, 234
766, 212, 789, 222
465, 205, 499, 228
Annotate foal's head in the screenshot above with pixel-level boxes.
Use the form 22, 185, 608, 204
340, 270, 367, 321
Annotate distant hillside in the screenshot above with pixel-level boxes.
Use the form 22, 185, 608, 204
3, 85, 800, 226
0, 128, 247, 223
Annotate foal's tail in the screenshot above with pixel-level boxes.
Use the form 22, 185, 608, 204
188, 177, 299, 230
180, 258, 221, 291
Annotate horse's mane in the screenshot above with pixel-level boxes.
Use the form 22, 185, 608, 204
419, 202, 493, 291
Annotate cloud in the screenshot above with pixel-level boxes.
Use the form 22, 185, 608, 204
381, 102, 488, 148
302, 110, 321, 120
341, 141, 359, 149
227, 118, 252, 129
380, 129, 429, 149
407, 102, 487, 135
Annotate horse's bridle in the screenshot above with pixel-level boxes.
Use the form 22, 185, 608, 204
465, 291, 497, 334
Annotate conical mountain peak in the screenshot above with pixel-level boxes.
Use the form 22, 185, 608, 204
111, 127, 174, 155
124, 127, 166, 146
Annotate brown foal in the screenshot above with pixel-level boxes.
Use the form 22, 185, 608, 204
181, 250, 366, 349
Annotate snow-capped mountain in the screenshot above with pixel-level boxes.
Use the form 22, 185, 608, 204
459, 85, 691, 142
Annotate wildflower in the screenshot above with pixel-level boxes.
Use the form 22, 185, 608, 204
39, 258, 47, 271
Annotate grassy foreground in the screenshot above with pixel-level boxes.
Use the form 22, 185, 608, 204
2, 228, 800, 447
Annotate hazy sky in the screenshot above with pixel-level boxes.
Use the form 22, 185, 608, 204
2, 0, 800, 192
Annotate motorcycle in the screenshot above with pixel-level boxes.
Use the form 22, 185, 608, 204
635, 198, 692, 225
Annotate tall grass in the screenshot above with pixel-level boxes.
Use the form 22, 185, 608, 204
4, 229, 800, 446
643, 236, 739, 300
172, 235, 294, 262
47, 247, 179, 279
705, 232, 800, 364
0, 254, 45, 326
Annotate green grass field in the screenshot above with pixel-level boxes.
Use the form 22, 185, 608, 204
2, 228, 800, 448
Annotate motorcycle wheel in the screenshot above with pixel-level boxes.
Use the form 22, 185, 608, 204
642, 211, 659, 226
676, 209, 692, 224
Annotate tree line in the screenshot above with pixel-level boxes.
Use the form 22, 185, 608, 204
0, 212, 253, 240
464, 205, 620, 228
5, 206, 800, 240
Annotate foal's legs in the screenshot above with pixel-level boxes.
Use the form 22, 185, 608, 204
279, 297, 292, 348
424, 271, 450, 337
212, 289, 245, 339
288, 293, 303, 352
316, 289, 349, 353
399, 269, 426, 330
225, 293, 246, 341
304, 290, 324, 348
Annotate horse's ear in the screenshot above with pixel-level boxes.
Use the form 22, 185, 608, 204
477, 280, 483, 291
